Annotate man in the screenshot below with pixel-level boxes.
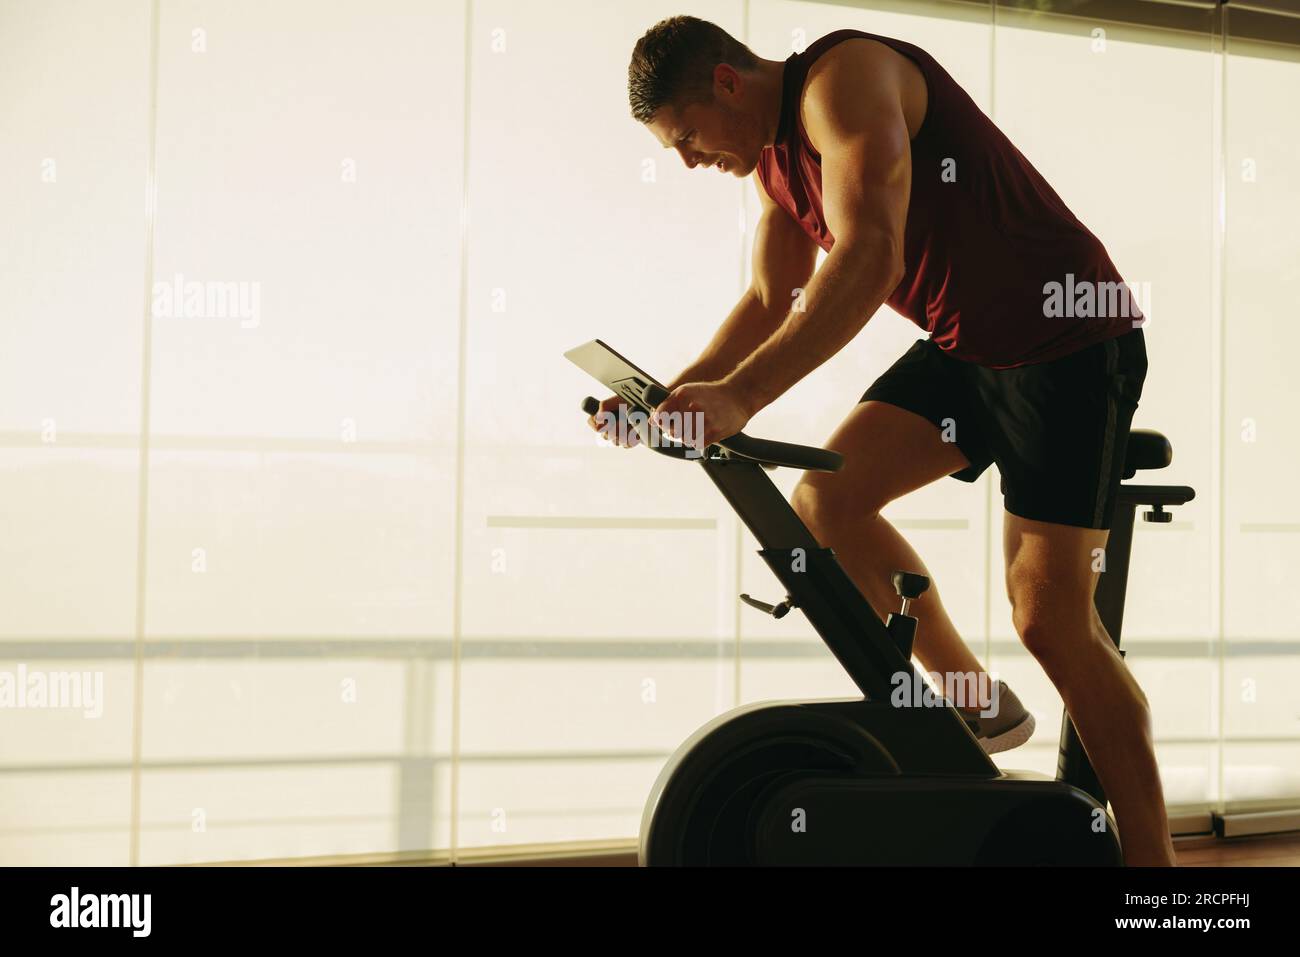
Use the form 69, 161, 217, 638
598, 16, 1171, 865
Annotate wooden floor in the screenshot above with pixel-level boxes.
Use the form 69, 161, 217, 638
1175, 832, 1300, 866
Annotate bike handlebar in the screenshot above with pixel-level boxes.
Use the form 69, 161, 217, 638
582, 390, 844, 473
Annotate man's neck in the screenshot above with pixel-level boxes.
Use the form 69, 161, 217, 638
753, 58, 788, 147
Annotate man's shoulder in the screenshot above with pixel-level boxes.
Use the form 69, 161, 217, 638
803, 36, 906, 92
798, 36, 923, 145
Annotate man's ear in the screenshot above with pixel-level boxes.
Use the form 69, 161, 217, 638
714, 63, 740, 97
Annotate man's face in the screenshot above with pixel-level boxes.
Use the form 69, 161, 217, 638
646, 68, 763, 177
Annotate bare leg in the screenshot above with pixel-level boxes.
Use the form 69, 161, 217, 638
1004, 513, 1176, 866
791, 401, 986, 682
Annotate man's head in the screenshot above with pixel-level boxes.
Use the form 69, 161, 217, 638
628, 16, 772, 178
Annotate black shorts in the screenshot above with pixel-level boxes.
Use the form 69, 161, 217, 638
860, 329, 1148, 530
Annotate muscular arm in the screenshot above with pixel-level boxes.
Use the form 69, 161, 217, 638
665, 178, 819, 390
724, 42, 913, 412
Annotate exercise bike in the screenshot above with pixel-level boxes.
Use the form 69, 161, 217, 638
567, 339, 1193, 866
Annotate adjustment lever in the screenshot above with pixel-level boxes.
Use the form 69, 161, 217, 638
739, 593, 795, 619
1144, 504, 1173, 524
885, 571, 931, 659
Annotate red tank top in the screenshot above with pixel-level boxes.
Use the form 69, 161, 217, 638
756, 30, 1142, 368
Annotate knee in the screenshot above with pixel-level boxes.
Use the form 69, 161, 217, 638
791, 479, 884, 541
1010, 597, 1112, 678
1010, 606, 1061, 666
789, 482, 833, 539
1006, 569, 1053, 662
1007, 580, 1066, 667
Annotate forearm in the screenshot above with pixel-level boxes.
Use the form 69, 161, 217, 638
665, 286, 784, 390
725, 241, 900, 411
